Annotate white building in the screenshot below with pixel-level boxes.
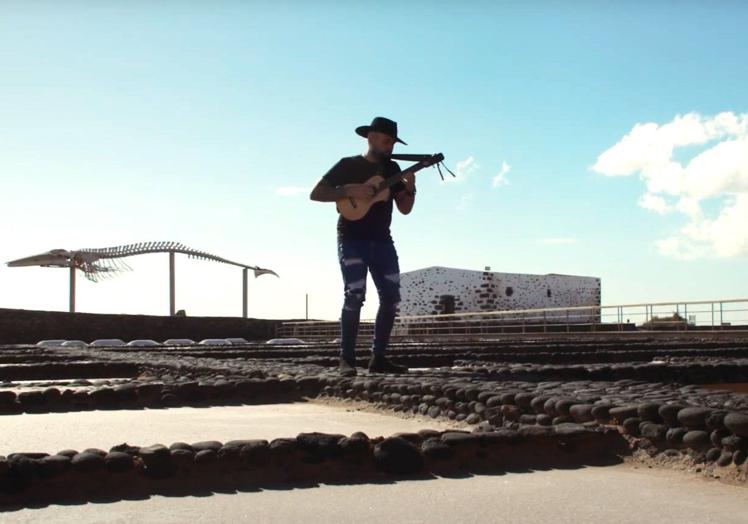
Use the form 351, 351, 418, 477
398, 266, 600, 322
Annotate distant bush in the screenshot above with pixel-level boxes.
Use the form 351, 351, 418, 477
641, 312, 689, 330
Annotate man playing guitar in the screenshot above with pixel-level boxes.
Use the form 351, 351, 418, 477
310, 117, 429, 376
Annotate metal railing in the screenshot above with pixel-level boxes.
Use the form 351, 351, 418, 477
276, 298, 748, 340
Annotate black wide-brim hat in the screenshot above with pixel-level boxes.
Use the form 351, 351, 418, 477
355, 116, 407, 145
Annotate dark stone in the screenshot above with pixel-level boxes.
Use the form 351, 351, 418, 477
441, 432, 481, 446
169, 442, 194, 452
170, 448, 195, 467
706, 411, 727, 431
658, 404, 684, 426
8, 455, 38, 485
238, 440, 271, 466
269, 438, 298, 460
501, 405, 522, 421
514, 392, 534, 409
191, 440, 223, 452
56, 449, 78, 458
82, 448, 107, 457
622, 417, 642, 436
721, 435, 745, 452
683, 430, 711, 450
609, 405, 639, 423
537, 414, 553, 426
105, 452, 134, 473
427, 406, 441, 418
17, 391, 45, 408
417, 429, 441, 440
591, 405, 611, 423
555, 399, 576, 417
110, 443, 141, 456
71, 452, 106, 473
724, 413, 748, 437
677, 407, 712, 429
194, 449, 217, 464
518, 414, 537, 425
530, 396, 549, 414
733, 450, 747, 466
717, 451, 733, 467
373, 437, 424, 475
113, 384, 138, 403
339, 435, 371, 462
637, 403, 663, 423
640, 423, 667, 441
140, 444, 174, 477
0, 391, 16, 404
422, 438, 454, 460
90, 388, 119, 407
392, 433, 422, 445
569, 404, 595, 423
705, 447, 721, 462
297, 432, 345, 462
666, 427, 687, 444
710, 429, 729, 447
39, 455, 71, 476
519, 426, 554, 438
42, 388, 62, 404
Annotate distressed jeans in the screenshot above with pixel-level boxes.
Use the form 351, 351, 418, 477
338, 236, 401, 359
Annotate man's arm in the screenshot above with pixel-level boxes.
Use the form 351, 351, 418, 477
394, 172, 416, 215
310, 179, 377, 202
310, 179, 345, 202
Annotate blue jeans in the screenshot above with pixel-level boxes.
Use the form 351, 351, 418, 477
338, 236, 401, 359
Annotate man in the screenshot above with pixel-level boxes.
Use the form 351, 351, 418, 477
310, 117, 416, 376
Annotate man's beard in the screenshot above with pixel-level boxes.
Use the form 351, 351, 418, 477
372, 149, 392, 161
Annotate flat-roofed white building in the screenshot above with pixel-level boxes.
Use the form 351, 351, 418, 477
397, 266, 600, 322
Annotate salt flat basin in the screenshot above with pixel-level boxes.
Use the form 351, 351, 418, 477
2, 465, 746, 524
0, 402, 462, 455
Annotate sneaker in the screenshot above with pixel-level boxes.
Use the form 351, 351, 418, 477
368, 354, 408, 374
339, 356, 357, 377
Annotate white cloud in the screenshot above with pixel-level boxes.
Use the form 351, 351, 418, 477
492, 161, 511, 187
638, 193, 672, 214
275, 186, 309, 197
447, 156, 478, 184
457, 193, 474, 211
593, 111, 748, 258
538, 237, 578, 245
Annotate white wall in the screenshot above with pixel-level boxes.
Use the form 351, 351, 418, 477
398, 266, 600, 322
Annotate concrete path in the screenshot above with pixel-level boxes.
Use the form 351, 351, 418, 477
2, 466, 746, 524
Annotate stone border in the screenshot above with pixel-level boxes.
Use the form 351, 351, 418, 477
0, 424, 623, 507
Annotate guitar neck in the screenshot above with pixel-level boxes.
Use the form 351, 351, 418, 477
376, 163, 428, 192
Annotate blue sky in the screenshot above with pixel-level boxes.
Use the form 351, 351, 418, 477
1, 1, 747, 321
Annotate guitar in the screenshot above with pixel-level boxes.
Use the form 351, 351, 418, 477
335, 153, 444, 221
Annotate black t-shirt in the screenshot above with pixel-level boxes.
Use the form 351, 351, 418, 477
322, 155, 405, 240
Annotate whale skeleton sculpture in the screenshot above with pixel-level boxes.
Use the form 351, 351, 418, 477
7, 242, 278, 315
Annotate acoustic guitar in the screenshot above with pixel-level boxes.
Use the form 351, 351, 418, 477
335, 153, 444, 221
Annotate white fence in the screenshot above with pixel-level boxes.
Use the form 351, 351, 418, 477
276, 298, 748, 340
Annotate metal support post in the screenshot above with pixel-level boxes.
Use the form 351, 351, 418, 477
169, 252, 176, 316
69, 264, 76, 313
243, 267, 248, 318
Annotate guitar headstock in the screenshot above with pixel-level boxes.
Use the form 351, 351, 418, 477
419, 153, 444, 167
